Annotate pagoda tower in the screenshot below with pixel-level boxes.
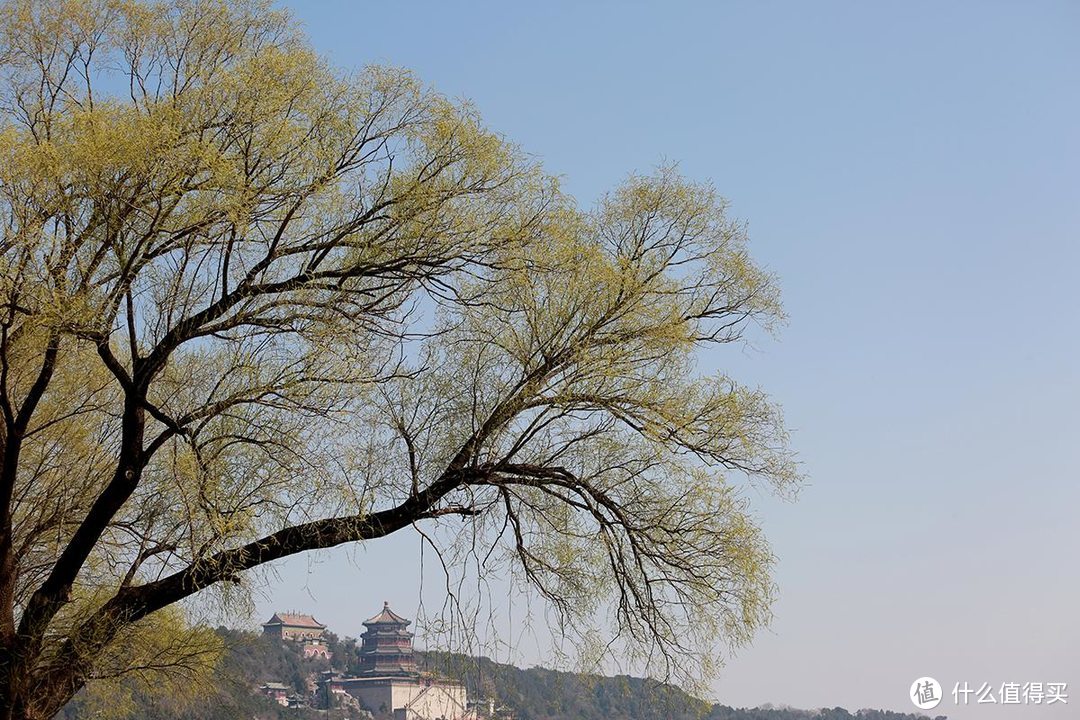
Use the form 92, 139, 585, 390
356, 601, 418, 678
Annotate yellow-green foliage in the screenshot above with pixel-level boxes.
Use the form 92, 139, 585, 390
391, 165, 797, 687
0, 0, 797, 712
77, 606, 224, 720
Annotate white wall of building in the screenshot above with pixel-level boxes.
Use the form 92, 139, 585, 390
343, 679, 471, 720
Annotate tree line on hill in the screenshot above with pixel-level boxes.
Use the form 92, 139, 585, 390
57, 628, 946, 720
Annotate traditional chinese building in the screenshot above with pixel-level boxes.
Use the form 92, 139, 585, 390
262, 612, 327, 641
324, 602, 473, 720
357, 601, 418, 677
259, 681, 290, 706
258, 681, 307, 708
262, 611, 332, 659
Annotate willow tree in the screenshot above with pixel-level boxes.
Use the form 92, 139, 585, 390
0, 0, 797, 717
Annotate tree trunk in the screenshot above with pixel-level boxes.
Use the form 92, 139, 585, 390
0, 667, 81, 720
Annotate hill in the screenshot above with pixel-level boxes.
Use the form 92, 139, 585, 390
58, 628, 946, 720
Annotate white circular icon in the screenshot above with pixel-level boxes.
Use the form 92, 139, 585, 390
911, 677, 942, 710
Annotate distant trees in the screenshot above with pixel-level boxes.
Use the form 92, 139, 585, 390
57, 631, 948, 720
0, 0, 797, 717
59, 628, 320, 720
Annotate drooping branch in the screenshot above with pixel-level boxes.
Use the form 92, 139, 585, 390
0, 4, 795, 718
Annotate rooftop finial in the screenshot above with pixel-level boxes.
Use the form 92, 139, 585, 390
384, 600, 389, 607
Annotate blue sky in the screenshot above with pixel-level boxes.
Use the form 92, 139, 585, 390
258, 2, 1080, 717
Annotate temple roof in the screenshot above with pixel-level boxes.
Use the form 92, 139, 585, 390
263, 612, 326, 629
363, 601, 411, 627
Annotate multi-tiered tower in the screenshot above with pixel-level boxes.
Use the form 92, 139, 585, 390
323, 603, 472, 719
357, 601, 418, 678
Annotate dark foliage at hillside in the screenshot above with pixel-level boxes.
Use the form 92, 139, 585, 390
59, 629, 945, 720
421, 650, 711, 720
418, 652, 944, 720
708, 710, 945, 720
57, 629, 330, 720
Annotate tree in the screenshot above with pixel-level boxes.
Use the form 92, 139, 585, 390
0, 0, 798, 717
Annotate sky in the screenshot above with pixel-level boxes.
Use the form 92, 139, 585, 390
255, 2, 1080, 718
